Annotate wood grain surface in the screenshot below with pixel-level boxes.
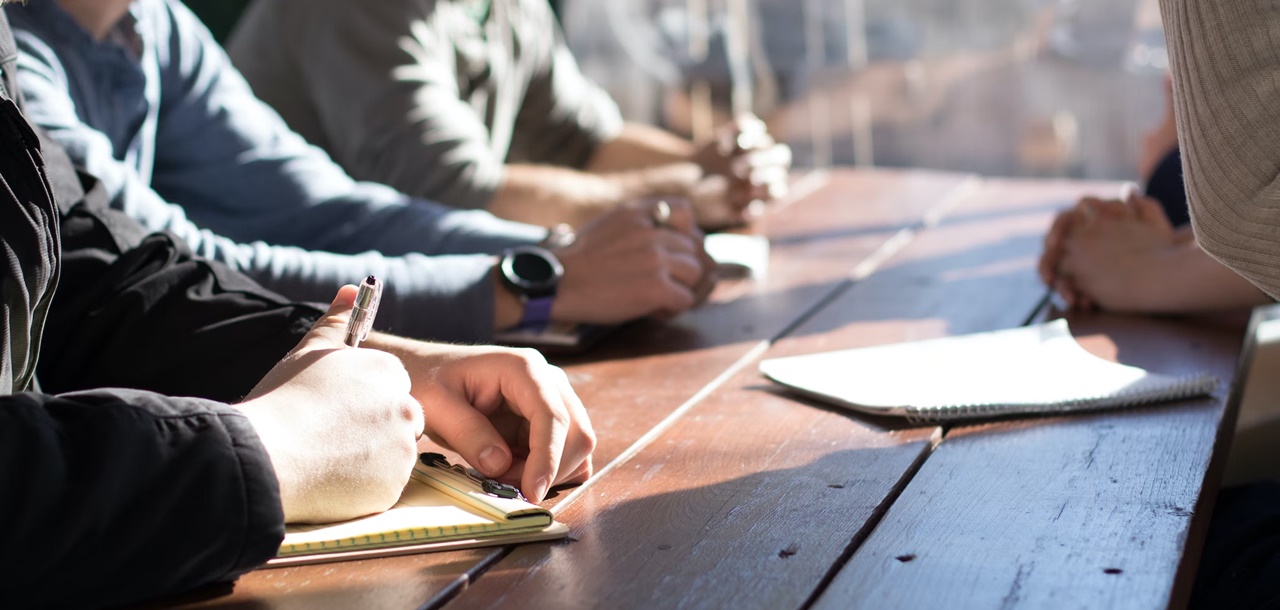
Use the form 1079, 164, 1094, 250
546, 169, 975, 477
812, 314, 1248, 610
150, 174, 1238, 610
160, 169, 974, 609
441, 178, 1121, 609
151, 548, 502, 609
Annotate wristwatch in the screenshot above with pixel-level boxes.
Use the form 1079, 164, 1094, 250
499, 245, 564, 329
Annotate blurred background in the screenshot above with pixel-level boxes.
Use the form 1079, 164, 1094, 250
186, 0, 1168, 180
560, 0, 1168, 180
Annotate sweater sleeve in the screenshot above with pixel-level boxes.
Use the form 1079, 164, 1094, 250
506, 0, 623, 169
1160, 0, 1280, 298
231, 0, 511, 210
11, 12, 544, 343
0, 389, 284, 609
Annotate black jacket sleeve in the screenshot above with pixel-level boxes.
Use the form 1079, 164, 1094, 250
0, 388, 284, 609
34, 131, 323, 404
0, 18, 294, 608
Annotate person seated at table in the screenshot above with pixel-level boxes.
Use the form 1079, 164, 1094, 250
225, 0, 793, 231
1156, 0, 1280, 606
0, 25, 594, 607
1037, 74, 1269, 314
1038, 191, 1270, 313
5, 0, 715, 346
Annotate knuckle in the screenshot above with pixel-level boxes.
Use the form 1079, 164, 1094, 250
513, 347, 547, 366
578, 425, 598, 453
498, 347, 546, 375
549, 407, 572, 430
398, 399, 421, 426
548, 364, 572, 385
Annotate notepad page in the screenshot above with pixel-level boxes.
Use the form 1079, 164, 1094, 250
416, 463, 548, 521
279, 475, 550, 556
705, 233, 770, 280
759, 320, 1217, 422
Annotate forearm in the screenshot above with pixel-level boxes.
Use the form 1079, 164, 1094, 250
585, 123, 697, 173
1160, 0, 1280, 297
488, 165, 624, 228
488, 162, 702, 228
1135, 240, 1271, 313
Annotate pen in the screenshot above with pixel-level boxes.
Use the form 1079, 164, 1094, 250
344, 275, 382, 347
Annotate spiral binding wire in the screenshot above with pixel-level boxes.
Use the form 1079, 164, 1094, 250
903, 372, 1220, 425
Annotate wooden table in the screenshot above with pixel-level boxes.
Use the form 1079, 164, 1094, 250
167, 169, 1249, 610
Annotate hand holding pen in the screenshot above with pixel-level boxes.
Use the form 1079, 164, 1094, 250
237, 281, 422, 523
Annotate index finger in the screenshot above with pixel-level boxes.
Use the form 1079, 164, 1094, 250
502, 368, 573, 502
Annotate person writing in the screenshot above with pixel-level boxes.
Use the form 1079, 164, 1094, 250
6, 0, 715, 345
0, 25, 594, 604
227, 0, 792, 230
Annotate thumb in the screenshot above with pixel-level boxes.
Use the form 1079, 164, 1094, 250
296, 285, 360, 352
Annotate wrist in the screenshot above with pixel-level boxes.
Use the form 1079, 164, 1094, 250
234, 398, 303, 521
496, 246, 563, 330
492, 262, 525, 330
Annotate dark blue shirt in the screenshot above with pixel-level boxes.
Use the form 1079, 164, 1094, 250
7, 0, 547, 342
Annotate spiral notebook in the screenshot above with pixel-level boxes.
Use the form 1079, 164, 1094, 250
267, 453, 568, 567
759, 320, 1219, 424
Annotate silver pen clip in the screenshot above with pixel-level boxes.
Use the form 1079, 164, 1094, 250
344, 276, 382, 347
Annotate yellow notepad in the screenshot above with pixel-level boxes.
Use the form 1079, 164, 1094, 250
268, 454, 568, 567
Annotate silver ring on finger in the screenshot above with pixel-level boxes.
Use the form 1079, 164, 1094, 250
652, 200, 672, 228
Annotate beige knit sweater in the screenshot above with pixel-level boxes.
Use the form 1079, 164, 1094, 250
1161, 0, 1280, 299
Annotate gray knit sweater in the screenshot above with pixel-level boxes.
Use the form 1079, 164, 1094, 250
1162, 0, 1280, 299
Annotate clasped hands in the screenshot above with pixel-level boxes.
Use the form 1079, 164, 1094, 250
689, 114, 793, 229
1038, 191, 1186, 312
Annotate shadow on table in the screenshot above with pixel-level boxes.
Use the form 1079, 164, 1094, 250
762, 234, 1047, 344
141, 552, 490, 610
554, 232, 1046, 368
746, 383, 928, 434
768, 198, 1067, 248
469, 445, 932, 609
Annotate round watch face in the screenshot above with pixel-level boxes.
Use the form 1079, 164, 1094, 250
501, 246, 564, 298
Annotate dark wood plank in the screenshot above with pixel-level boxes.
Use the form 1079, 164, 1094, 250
162, 168, 972, 609
812, 313, 1248, 609
442, 178, 1122, 609
155, 549, 501, 610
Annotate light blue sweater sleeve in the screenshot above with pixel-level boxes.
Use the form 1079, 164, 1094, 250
9, 0, 547, 342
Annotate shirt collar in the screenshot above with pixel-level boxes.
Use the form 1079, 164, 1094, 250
22, 0, 144, 60
106, 9, 143, 59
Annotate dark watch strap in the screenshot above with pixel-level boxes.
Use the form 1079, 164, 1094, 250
518, 296, 555, 330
